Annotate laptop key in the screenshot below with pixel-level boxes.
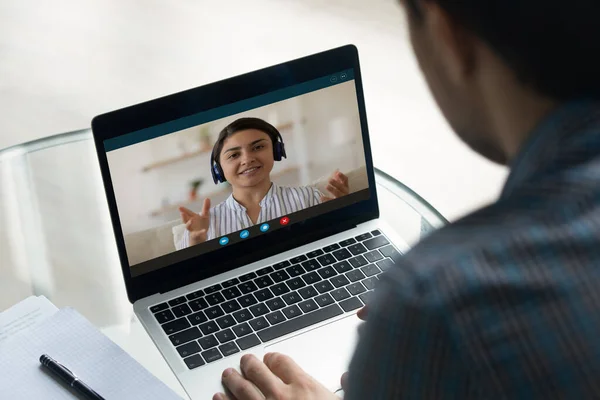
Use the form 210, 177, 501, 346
331, 288, 351, 302
333, 261, 352, 274
286, 264, 305, 277
206, 292, 225, 306
187, 311, 208, 325
216, 329, 236, 344
348, 243, 368, 255
254, 288, 274, 302
364, 236, 389, 250
249, 303, 269, 317
239, 281, 258, 294
202, 348, 223, 363
282, 305, 302, 319
257, 304, 343, 343
186, 289, 204, 300
371, 229, 382, 236
298, 299, 319, 313
233, 309, 253, 323
266, 311, 286, 325
290, 255, 308, 264
273, 260, 291, 270
184, 354, 205, 370
298, 286, 319, 299
314, 293, 335, 307
347, 282, 366, 296
362, 277, 378, 291
346, 269, 366, 282
238, 294, 258, 307
232, 322, 252, 337
155, 309, 175, 324
340, 297, 363, 312
282, 291, 302, 305
150, 303, 168, 313
172, 304, 192, 318
205, 305, 225, 319
338, 238, 356, 247
257, 266, 274, 276
332, 248, 352, 261
349, 255, 368, 268
199, 334, 219, 350
189, 298, 209, 311
221, 278, 240, 288
168, 296, 187, 307
266, 297, 286, 311
317, 254, 336, 266
361, 264, 381, 277
306, 249, 324, 258
302, 259, 321, 272
355, 233, 372, 242
322, 243, 341, 253
359, 291, 374, 304
169, 326, 202, 346
255, 276, 275, 288
216, 315, 236, 329
249, 317, 269, 331
287, 277, 306, 290
364, 250, 383, 263
271, 283, 290, 296
199, 321, 219, 336
330, 275, 350, 288
271, 270, 290, 283
314, 281, 334, 294
222, 299, 241, 314
204, 284, 222, 295
239, 272, 257, 282
380, 245, 401, 258
377, 258, 395, 271
162, 318, 191, 335
302, 272, 321, 285
219, 342, 240, 357
177, 341, 201, 358
317, 266, 337, 280
236, 333, 261, 350
222, 287, 242, 300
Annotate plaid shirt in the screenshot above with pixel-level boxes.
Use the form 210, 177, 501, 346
346, 101, 600, 399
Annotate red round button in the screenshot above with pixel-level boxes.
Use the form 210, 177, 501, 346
279, 216, 290, 226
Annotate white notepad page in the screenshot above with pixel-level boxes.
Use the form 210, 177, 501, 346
0, 307, 182, 400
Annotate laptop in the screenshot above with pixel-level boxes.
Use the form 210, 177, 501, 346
92, 45, 408, 398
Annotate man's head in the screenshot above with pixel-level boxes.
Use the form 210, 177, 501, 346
400, 0, 600, 164
211, 118, 286, 187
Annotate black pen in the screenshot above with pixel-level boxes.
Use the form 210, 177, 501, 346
39, 354, 106, 400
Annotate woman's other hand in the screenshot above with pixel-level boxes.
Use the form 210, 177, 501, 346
179, 198, 211, 246
321, 170, 350, 202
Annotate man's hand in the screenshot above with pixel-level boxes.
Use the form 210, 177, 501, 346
321, 170, 350, 203
214, 353, 340, 400
340, 305, 368, 392
179, 198, 210, 246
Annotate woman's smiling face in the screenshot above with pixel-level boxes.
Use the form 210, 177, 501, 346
219, 129, 275, 188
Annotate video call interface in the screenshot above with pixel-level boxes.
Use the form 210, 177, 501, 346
105, 69, 371, 276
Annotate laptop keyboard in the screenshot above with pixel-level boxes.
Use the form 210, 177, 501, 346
149, 230, 402, 370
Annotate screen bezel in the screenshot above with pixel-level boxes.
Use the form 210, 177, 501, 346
92, 44, 379, 303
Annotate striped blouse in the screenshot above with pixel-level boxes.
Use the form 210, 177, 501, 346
176, 183, 323, 249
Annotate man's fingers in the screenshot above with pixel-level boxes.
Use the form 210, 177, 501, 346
264, 352, 306, 385
357, 305, 368, 320
340, 372, 349, 392
221, 368, 263, 400
240, 354, 283, 397
212, 393, 234, 400
201, 198, 211, 217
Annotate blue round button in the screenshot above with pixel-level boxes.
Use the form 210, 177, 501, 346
219, 236, 229, 246
260, 223, 270, 232
240, 230, 250, 239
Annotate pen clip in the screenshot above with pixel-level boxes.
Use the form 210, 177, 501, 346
55, 359, 77, 378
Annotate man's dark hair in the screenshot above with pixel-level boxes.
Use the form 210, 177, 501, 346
405, 0, 600, 100
211, 117, 280, 165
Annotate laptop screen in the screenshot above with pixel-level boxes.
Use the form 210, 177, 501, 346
103, 69, 370, 276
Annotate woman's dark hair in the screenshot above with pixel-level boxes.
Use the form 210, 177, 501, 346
405, 0, 600, 100
211, 117, 281, 165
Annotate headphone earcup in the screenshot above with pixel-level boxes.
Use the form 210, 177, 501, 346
274, 142, 286, 161
212, 163, 226, 184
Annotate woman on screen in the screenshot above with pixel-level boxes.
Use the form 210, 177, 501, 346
176, 117, 349, 249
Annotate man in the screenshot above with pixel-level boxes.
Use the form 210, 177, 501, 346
213, 0, 600, 398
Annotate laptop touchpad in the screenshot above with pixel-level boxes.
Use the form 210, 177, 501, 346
263, 314, 361, 392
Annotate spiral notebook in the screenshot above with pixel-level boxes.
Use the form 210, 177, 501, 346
0, 299, 182, 400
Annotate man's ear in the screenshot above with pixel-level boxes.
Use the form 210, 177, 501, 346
424, 1, 477, 84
